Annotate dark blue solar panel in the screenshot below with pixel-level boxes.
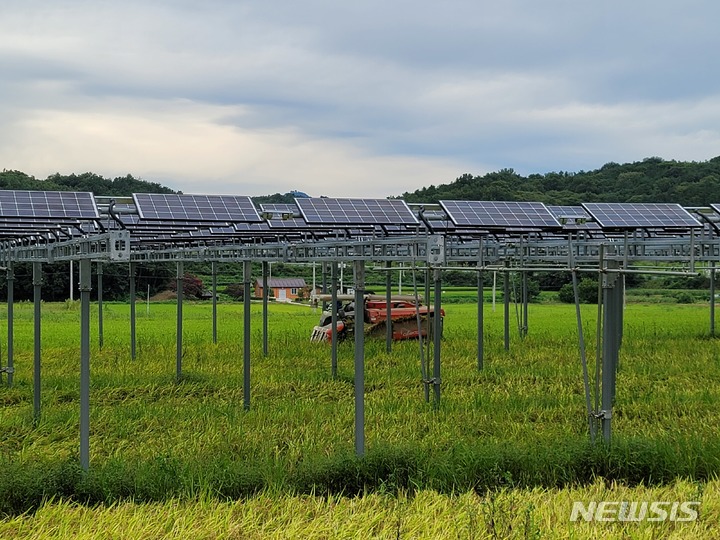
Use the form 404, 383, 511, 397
547, 206, 591, 220
439, 201, 560, 229
296, 198, 418, 225
0, 190, 99, 219
260, 203, 298, 215
133, 193, 261, 222
582, 203, 701, 229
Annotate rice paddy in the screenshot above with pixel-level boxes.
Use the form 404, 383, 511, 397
1, 297, 719, 537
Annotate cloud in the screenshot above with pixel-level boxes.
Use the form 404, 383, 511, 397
0, 97, 475, 197
2, 0, 720, 196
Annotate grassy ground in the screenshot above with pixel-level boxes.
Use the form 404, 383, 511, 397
1, 299, 719, 536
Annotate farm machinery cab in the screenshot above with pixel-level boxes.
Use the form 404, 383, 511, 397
310, 294, 444, 343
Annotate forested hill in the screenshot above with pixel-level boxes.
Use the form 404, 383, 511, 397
401, 156, 720, 206
0, 170, 176, 196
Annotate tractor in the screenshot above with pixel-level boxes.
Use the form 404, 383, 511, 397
310, 294, 444, 343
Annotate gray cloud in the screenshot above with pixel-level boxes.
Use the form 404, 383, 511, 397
1, 0, 719, 196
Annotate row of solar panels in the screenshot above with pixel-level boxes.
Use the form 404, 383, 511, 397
0, 190, 717, 243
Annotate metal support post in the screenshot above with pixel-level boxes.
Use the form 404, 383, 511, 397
176, 261, 184, 381
331, 262, 338, 378
97, 262, 104, 350
33, 262, 42, 423
522, 271, 529, 337
4, 264, 14, 387
243, 260, 252, 411
262, 261, 269, 355
129, 263, 137, 360
353, 260, 366, 456
212, 261, 218, 345
79, 259, 92, 471
321, 262, 328, 311
601, 260, 622, 444
711, 262, 716, 337
504, 262, 510, 351
477, 266, 484, 371
385, 261, 392, 353
432, 268, 442, 407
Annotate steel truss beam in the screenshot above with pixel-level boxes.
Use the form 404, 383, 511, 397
0, 231, 130, 264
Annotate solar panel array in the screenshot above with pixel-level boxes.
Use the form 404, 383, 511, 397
0, 188, 714, 251
439, 201, 560, 229
0, 190, 99, 219
133, 194, 262, 222
582, 203, 701, 229
296, 198, 418, 226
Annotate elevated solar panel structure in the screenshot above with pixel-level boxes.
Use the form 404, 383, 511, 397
439, 200, 561, 230
547, 206, 591, 220
547, 205, 602, 232
259, 202, 318, 230
0, 190, 100, 219
133, 193, 262, 222
582, 203, 702, 230
259, 203, 299, 216
708, 204, 720, 219
296, 198, 419, 226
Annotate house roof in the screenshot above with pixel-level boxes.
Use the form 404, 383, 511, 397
256, 278, 307, 288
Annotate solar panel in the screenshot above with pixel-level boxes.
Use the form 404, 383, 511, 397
709, 204, 720, 217
582, 203, 701, 229
547, 205, 591, 220
260, 203, 299, 215
296, 198, 419, 225
439, 201, 560, 229
0, 190, 99, 219
133, 194, 262, 222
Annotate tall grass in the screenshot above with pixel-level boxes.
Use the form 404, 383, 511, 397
0, 300, 719, 516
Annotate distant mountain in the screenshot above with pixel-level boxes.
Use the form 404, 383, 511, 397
7, 156, 720, 207
401, 156, 720, 206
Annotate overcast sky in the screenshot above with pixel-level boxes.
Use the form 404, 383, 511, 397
2, 1, 720, 198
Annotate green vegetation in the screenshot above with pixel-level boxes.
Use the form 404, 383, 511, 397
0, 301, 718, 525
402, 156, 720, 206
2, 480, 719, 538
0, 171, 176, 197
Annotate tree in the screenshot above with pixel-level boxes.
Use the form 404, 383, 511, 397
558, 278, 599, 303
169, 273, 204, 299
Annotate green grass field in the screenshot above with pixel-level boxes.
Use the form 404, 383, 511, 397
1, 299, 719, 537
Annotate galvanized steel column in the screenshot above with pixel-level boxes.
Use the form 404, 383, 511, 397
129, 263, 136, 360
4, 263, 14, 387
243, 260, 252, 411
433, 268, 442, 407
212, 261, 218, 345
331, 262, 338, 378
353, 260, 365, 456
79, 259, 92, 470
97, 262, 104, 350
176, 261, 184, 380
33, 262, 42, 422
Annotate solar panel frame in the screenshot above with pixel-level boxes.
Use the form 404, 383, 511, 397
133, 193, 262, 222
439, 200, 561, 229
296, 198, 419, 226
582, 203, 702, 229
259, 203, 299, 215
547, 205, 592, 220
0, 190, 99, 219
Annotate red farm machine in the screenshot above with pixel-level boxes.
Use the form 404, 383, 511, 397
310, 294, 444, 343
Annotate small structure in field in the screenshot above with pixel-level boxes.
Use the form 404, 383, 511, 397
255, 277, 308, 302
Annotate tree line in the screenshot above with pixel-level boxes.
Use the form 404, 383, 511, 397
401, 156, 720, 206
2, 157, 719, 300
